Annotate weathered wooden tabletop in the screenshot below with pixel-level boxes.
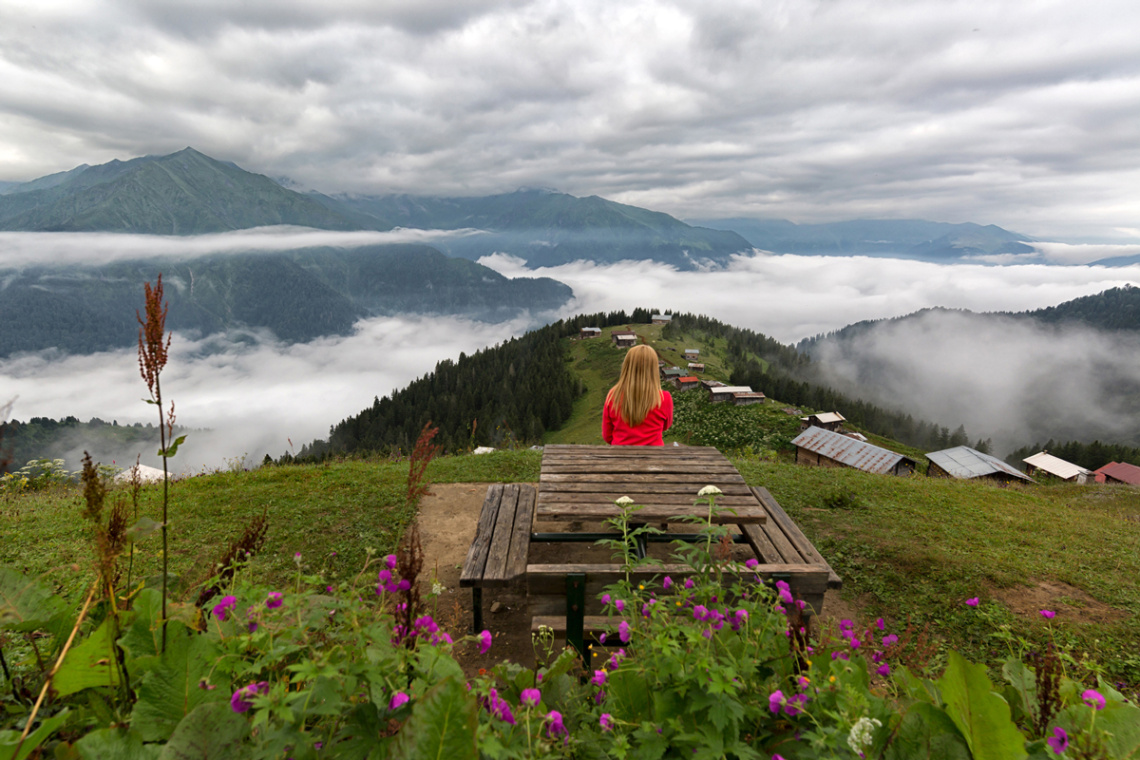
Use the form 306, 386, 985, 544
536, 444, 767, 524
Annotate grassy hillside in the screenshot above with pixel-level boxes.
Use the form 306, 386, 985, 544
4, 449, 1138, 683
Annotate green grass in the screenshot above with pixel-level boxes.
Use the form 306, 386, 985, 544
732, 455, 1140, 681
0, 452, 541, 604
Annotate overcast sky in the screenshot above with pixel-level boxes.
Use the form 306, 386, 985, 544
3, 0, 1140, 241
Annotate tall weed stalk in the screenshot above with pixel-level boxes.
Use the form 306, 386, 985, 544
137, 274, 185, 651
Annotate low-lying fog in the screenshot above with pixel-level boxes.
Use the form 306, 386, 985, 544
2, 230, 1138, 471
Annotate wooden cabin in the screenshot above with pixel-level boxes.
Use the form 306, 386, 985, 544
792, 427, 916, 476
927, 446, 1034, 485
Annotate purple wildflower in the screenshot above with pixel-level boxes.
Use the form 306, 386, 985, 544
615, 599, 625, 613
266, 592, 283, 609
684, 578, 695, 590
1047, 726, 1068, 754
247, 621, 258, 633
212, 595, 237, 621
230, 681, 268, 713
966, 597, 979, 607
388, 692, 410, 711
768, 690, 785, 713
478, 629, 492, 654
602, 593, 611, 605
546, 710, 568, 740
882, 634, 899, 647
1082, 689, 1105, 710
745, 558, 759, 570
591, 670, 607, 687
663, 576, 673, 590
1040, 609, 1056, 619
385, 554, 398, 570
520, 688, 541, 707
600, 713, 613, 731
619, 620, 631, 644
876, 664, 891, 676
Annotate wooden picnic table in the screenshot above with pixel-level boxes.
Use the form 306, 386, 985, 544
462, 444, 840, 651
536, 444, 767, 525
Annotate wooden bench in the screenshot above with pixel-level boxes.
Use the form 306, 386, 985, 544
460, 483, 535, 632
739, 486, 842, 617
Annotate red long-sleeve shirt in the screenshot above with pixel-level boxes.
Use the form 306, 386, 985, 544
602, 391, 674, 446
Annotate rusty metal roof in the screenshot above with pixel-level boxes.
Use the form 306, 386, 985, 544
927, 446, 1034, 482
1095, 461, 1140, 485
791, 427, 915, 475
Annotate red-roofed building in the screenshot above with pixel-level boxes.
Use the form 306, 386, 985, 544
1094, 461, 1140, 485
672, 376, 700, 391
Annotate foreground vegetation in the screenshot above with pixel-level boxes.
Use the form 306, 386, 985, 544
3, 454, 1139, 757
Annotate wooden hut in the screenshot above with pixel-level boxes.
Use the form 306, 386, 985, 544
792, 427, 916, 476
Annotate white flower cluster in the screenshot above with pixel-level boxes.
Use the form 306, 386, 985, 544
615, 496, 634, 506
847, 717, 882, 754
697, 485, 722, 497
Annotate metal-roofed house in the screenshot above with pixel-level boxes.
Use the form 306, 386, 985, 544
673, 376, 701, 392
611, 329, 638, 348
1094, 461, 1140, 485
731, 391, 766, 406
792, 427, 917, 476
579, 327, 602, 339
1023, 452, 1092, 483
800, 412, 846, 432
927, 446, 1035, 485
708, 385, 753, 403
651, 314, 672, 324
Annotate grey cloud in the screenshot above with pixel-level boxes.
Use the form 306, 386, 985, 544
809, 310, 1140, 455
4, 0, 1140, 239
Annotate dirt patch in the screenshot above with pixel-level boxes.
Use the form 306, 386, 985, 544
991, 579, 1129, 624
416, 483, 849, 674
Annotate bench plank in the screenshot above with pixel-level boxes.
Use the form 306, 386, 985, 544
534, 503, 766, 524
504, 485, 536, 581
459, 484, 504, 588
484, 484, 521, 584
751, 487, 842, 589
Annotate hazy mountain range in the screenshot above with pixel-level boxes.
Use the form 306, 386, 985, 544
0, 245, 571, 358
691, 217, 1036, 263
5, 146, 1121, 269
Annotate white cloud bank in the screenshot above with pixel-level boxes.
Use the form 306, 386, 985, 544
3, 244, 1138, 470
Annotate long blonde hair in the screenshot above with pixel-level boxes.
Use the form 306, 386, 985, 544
606, 344, 663, 427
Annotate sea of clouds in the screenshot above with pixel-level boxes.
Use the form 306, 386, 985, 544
2, 230, 1138, 472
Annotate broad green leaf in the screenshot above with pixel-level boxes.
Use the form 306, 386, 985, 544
0, 567, 74, 640
389, 676, 477, 760
157, 702, 249, 760
159, 435, 188, 458
75, 728, 161, 760
53, 617, 121, 697
1001, 658, 1038, 726
893, 665, 939, 705
119, 588, 165, 664
416, 644, 465, 685
332, 703, 388, 760
131, 627, 225, 742
884, 703, 971, 760
1097, 702, 1140, 758
125, 517, 163, 543
938, 651, 1028, 760
0, 711, 70, 760
608, 668, 653, 719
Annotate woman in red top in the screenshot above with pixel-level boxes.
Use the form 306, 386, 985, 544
602, 344, 674, 446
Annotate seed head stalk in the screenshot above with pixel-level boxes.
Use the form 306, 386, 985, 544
138, 275, 172, 651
